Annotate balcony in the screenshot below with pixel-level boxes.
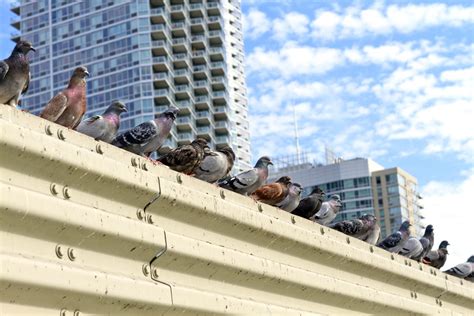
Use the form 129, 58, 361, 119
152, 56, 172, 72
176, 116, 194, 131
151, 40, 171, 56
191, 50, 208, 65
212, 90, 227, 104
210, 61, 225, 75
150, 23, 170, 40
155, 105, 170, 113
171, 37, 188, 52
173, 53, 190, 68
194, 80, 209, 94
170, 4, 186, 19
153, 72, 172, 88
193, 65, 210, 80
10, 17, 20, 30
190, 34, 206, 50
154, 88, 173, 105
211, 76, 226, 89
207, 16, 222, 30
190, 18, 205, 32
196, 126, 213, 141
208, 30, 223, 44
195, 110, 212, 125
207, 1, 220, 15
215, 135, 230, 146
189, 2, 205, 17
10, 1, 20, 15
175, 100, 193, 115
150, 7, 168, 24
194, 95, 210, 110
177, 132, 195, 145
213, 106, 228, 119
214, 120, 229, 132
174, 84, 192, 100
209, 47, 224, 61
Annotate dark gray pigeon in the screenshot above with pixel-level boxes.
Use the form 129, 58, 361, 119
423, 240, 449, 269
0, 40, 35, 107
157, 138, 209, 174
218, 156, 273, 196
193, 145, 235, 183
76, 101, 127, 143
444, 256, 474, 279
377, 220, 411, 253
291, 187, 325, 219
412, 225, 434, 261
329, 214, 380, 245
40, 66, 90, 129
310, 194, 342, 226
112, 105, 178, 157
276, 183, 302, 212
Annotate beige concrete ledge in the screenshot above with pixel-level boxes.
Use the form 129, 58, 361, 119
0, 104, 473, 315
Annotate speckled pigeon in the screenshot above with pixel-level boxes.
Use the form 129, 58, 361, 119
218, 156, 273, 196
276, 183, 302, 212
40, 66, 89, 128
157, 138, 209, 174
291, 187, 325, 219
0, 40, 35, 107
310, 194, 342, 226
76, 101, 127, 143
377, 220, 411, 253
112, 105, 178, 157
329, 214, 380, 245
444, 256, 474, 279
412, 225, 434, 261
251, 176, 292, 205
423, 241, 449, 269
192, 145, 235, 183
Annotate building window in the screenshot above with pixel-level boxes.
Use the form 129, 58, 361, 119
385, 174, 397, 184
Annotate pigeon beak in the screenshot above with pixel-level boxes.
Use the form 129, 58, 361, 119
30, 46, 36, 52
84, 71, 90, 77
268, 161, 274, 166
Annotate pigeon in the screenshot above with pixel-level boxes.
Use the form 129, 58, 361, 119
76, 101, 127, 143
251, 176, 293, 205
444, 256, 474, 279
40, 66, 89, 128
0, 40, 35, 107
276, 183, 302, 212
423, 241, 449, 269
112, 105, 179, 157
192, 145, 235, 183
291, 187, 325, 219
218, 156, 273, 196
412, 225, 434, 261
398, 237, 423, 259
310, 194, 342, 226
157, 138, 209, 174
377, 220, 411, 253
328, 214, 380, 245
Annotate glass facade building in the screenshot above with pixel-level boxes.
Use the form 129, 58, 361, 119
10, 0, 251, 171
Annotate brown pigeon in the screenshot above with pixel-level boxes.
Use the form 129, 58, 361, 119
40, 66, 89, 128
0, 40, 35, 107
251, 176, 292, 205
157, 138, 209, 174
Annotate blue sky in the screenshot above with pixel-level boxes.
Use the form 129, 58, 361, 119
1, 1, 472, 267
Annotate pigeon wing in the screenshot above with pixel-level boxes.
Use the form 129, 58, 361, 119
0, 61, 9, 81
329, 219, 364, 236
22, 71, 30, 94
291, 197, 318, 218
313, 202, 330, 219
445, 263, 472, 278
40, 92, 68, 122
113, 121, 157, 147
252, 183, 285, 203
378, 232, 402, 249
158, 144, 198, 172
76, 115, 106, 140
220, 169, 258, 190
197, 152, 220, 174
423, 250, 440, 263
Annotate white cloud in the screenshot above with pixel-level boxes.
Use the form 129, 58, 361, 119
422, 170, 474, 269
311, 3, 474, 40
272, 12, 310, 41
243, 9, 271, 39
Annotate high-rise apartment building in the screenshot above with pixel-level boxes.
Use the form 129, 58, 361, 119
270, 157, 424, 239
10, 0, 251, 170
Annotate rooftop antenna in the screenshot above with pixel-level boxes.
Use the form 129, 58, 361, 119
293, 104, 301, 165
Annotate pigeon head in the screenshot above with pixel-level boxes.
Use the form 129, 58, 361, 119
291, 183, 302, 195
310, 186, 324, 195
159, 105, 179, 121
13, 40, 36, 55
399, 220, 411, 232
361, 214, 377, 223
73, 66, 90, 79
424, 224, 434, 236
255, 156, 273, 168
191, 138, 208, 149
467, 255, 474, 263
330, 194, 341, 202
219, 145, 236, 162
106, 101, 127, 114
439, 240, 449, 250
276, 176, 292, 185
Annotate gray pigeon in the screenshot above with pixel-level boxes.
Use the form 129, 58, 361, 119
328, 214, 380, 245
112, 105, 178, 157
40, 66, 90, 129
310, 194, 342, 226
76, 101, 127, 143
377, 220, 411, 253
0, 40, 35, 107
291, 187, 325, 219
276, 183, 302, 212
398, 237, 423, 259
193, 145, 235, 183
423, 240, 449, 269
218, 156, 273, 196
444, 256, 474, 279
412, 225, 434, 261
